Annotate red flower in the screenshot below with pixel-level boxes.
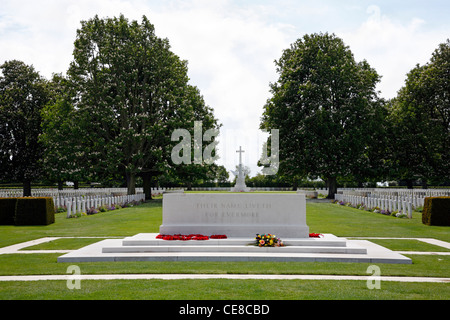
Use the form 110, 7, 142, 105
192, 235, 209, 240
157, 234, 221, 241
210, 235, 227, 239
309, 233, 323, 238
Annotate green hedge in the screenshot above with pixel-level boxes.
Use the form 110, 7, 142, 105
0, 198, 17, 225
0, 197, 55, 226
422, 197, 450, 226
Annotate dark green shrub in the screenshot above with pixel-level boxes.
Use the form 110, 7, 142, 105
422, 197, 450, 226
0, 198, 17, 225
14, 197, 55, 226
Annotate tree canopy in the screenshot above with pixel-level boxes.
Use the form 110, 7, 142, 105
0, 60, 50, 195
260, 33, 383, 197
51, 14, 220, 194
388, 39, 450, 186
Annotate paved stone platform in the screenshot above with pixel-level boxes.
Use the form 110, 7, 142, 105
57, 233, 412, 264
1, 274, 448, 283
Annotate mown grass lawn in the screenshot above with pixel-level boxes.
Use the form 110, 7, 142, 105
0, 193, 449, 300
1, 279, 448, 300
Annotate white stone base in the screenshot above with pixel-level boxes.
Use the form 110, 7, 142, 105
230, 186, 251, 192
58, 233, 412, 264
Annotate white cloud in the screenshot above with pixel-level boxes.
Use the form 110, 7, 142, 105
149, 1, 294, 175
0, 0, 149, 77
338, 5, 448, 99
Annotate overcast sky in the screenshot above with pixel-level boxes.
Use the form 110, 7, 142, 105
1, 0, 449, 178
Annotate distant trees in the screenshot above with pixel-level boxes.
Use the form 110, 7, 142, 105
65, 15, 191, 194
43, 15, 220, 195
2, 15, 220, 196
1, 24, 448, 195
0, 60, 51, 196
40, 73, 86, 190
260, 34, 449, 193
260, 33, 383, 198
388, 39, 450, 187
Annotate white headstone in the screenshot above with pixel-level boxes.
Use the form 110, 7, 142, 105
407, 202, 412, 218
67, 201, 72, 218
160, 193, 309, 238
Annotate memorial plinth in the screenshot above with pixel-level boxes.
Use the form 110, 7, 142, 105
159, 193, 309, 238
57, 192, 412, 264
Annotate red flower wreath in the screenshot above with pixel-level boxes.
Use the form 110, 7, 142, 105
309, 233, 323, 238
210, 235, 227, 239
156, 234, 227, 241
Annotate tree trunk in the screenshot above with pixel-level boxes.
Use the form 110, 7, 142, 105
421, 179, 428, 189
126, 172, 136, 195
74, 181, 79, 190
292, 179, 298, 191
142, 173, 152, 201
23, 180, 32, 197
406, 179, 413, 189
326, 177, 337, 199
58, 180, 64, 191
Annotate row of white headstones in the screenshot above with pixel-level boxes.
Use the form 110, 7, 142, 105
0, 187, 154, 198
335, 193, 418, 218
60, 193, 146, 218
335, 189, 450, 218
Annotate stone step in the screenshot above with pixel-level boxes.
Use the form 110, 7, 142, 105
103, 245, 367, 255
122, 239, 348, 247
121, 233, 348, 247
57, 237, 412, 264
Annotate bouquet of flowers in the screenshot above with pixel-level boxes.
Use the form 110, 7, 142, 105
255, 233, 284, 247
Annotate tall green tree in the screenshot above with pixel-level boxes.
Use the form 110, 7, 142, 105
389, 39, 450, 186
0, 60, 50, 196
40, 74, 88, 189
260, 33, 382, 198
167, 85, 221, 190
66, 14, 212, 195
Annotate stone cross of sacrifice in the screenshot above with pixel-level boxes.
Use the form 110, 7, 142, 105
236, 146, 244, 178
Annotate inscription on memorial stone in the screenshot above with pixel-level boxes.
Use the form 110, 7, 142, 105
196, 201, 272, 219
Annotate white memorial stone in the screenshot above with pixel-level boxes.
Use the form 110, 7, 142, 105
160, 193, 309, 238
